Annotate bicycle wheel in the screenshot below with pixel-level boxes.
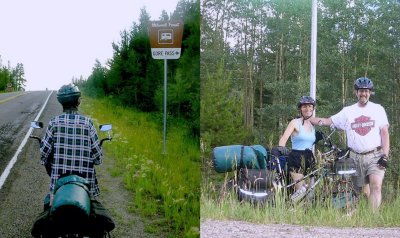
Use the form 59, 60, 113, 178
331, 177, 358, 210
236, 168, 277, 205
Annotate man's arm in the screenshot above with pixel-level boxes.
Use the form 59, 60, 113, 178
380, 125, 390, 157
90, 123, 103, 165
40, 124, 53, 164
309, 117, 333, 127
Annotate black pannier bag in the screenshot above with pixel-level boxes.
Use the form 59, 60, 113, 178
236, 167, 276, 204
235, 145, 276, 204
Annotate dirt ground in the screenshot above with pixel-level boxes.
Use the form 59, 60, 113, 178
200, 219, 400, 238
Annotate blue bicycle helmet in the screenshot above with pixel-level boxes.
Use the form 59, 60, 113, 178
297, 96, 316, 109
354, 77, 374, 90
57, 84, 81, 106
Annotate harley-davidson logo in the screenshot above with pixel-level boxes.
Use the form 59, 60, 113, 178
351, 115, 375, 136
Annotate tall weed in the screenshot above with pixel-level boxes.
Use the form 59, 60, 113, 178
80, 96, 200, 237
201, 177, 400, 227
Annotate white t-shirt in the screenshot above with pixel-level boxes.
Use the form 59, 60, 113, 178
330, 101, 389, 153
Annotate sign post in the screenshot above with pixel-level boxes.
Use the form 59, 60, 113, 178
149, 20, 184, 154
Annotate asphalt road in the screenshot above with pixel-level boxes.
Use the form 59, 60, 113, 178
0, 91, 160, 237
0, 91, 26, 102
0, 91, 53, 177
0, 91, 59, 237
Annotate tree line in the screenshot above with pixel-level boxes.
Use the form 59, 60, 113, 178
201, 0, 400, 146
75, 0, 200, 136
0, 56, 26, 92
201, 0, 400, 192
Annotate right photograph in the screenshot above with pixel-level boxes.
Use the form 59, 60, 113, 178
200, 0, 400, 237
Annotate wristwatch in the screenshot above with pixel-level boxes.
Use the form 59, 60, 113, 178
318, 120, 323, 126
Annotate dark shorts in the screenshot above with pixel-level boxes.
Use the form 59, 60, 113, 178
287, 149, 316, 174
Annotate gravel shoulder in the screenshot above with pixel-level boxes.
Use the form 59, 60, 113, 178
96, 151, 161, 238
200, 219, 400, 238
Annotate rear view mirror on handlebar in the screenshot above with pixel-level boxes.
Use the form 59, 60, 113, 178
30, 121, 43, 143
99, 124, 113, 146
31, 121, 44, 129
99, 124, 112, 132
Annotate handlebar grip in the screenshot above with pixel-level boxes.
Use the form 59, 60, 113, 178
29, 135, 42, 143
100, 137, 112, 146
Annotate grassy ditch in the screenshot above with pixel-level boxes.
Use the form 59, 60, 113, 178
201, 173, 400, 228
80, 96, 200, 237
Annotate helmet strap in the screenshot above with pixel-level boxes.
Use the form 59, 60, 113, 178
300, 111, 312, 125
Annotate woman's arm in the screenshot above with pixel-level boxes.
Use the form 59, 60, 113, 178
279, 119, 297, 146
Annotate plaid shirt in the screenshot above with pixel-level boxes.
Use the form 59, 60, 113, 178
40, 112, 103, 197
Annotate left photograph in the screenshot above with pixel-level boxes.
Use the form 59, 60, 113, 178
0, 1, 200, 237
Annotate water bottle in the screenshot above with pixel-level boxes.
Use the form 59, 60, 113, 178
291, 184, 308, 203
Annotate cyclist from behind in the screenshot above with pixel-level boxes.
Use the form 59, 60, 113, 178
310, 77, 389, 212
40, 84, 103, 201
277, 96, 317, 201
32, 84, 115, 236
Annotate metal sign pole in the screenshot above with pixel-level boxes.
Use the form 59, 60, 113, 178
148, 20, 183, 155
310, 0, 317, 106
310, 0, 318, 170
163, 59, 167, 154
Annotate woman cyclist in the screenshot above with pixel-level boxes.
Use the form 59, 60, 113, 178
276, 96, 317, 201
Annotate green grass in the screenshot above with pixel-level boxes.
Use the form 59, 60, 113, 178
201, 177, 400, 228
80, 96, 200, 237
202, 142, 400, 228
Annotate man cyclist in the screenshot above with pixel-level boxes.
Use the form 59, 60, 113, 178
310, 77, 389, 212
40, 84, 103, 200
32, 84, 114, 236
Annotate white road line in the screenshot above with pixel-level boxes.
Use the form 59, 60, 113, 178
0, 91, 53, 189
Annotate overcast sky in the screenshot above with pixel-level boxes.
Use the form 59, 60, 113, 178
0, 0, 179, 91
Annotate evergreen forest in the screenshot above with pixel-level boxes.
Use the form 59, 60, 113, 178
75, 0, 200, 136
0, 59, 26, 92
201, 0, 400, 197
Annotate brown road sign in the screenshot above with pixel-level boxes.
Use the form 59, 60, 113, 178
149, 20, 184, 59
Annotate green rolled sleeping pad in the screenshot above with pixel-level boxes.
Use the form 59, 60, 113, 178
50, 175, 91, 222
213, 145, 268, 173
250, 145, 268, 170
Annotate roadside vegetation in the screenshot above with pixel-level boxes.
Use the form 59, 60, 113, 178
81, 96, 199, 237
201, 185, 400, 227
201, 154, 400, 228
64, 0, 201, 236
0, 58, 26, 92
70, 0, 199, 237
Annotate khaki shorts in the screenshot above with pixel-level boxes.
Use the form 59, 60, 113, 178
349, 149, 385, 188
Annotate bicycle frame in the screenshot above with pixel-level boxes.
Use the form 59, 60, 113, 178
225, 126, 358, 209
269, 127, 357, 207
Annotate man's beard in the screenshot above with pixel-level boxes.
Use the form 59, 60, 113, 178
358, 96, 368, 105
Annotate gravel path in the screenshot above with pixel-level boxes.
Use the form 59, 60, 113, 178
201, 219, 400, 238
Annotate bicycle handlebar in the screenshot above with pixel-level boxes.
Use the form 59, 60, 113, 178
100, 137, 112, 146
29, 135, 41, 143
